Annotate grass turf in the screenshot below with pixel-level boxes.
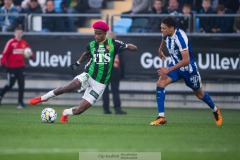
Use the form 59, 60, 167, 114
0, 105, 240, 160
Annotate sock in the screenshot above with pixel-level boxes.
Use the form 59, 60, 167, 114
158, 112, 165, 117
156, 87, 165, 115
212, 106, 217, 112
201, 92, 215, 110
63, 108, 73, 116
41, 90, 56, 101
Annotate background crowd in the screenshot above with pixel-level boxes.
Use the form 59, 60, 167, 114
0, 0, 239, 33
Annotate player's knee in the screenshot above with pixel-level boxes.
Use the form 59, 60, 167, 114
157, 80, 167, 88
195, 92, 204, 99
63, 80, 81, 92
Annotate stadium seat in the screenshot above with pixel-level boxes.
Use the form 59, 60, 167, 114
130, 18, 149, 32
113, 18, 133, 33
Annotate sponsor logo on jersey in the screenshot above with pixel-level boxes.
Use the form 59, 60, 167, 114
93, 53, 110, 64
98, 48, 106, 52
106, 45, 111, 50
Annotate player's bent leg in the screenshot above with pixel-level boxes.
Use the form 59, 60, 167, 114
29, 79, 82, 105
157, 75, 172, 88
60, 99, 92, 123
193, 88, 223, 126
54, 79, 81, 95
72, 99, 92, 115
193, 88, 205, 99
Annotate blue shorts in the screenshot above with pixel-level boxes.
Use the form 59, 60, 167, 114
167, 62, 202, 90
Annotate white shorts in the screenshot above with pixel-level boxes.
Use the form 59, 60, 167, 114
74, 72, 106, 105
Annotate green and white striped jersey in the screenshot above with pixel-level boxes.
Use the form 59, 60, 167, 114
85, 38, 126, 85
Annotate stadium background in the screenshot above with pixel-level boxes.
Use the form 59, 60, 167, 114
0, 34, 239, 109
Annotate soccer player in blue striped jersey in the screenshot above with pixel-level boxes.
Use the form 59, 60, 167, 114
150, 16, 223, 126
29, 21, 137, 123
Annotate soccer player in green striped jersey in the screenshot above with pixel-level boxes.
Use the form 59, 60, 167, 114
29, 21, 137, 123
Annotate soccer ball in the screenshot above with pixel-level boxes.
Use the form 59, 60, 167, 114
41, 108, 57, 123
23, 47, 32, 58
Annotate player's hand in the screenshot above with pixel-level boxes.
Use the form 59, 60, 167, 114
118, 44, 127, 54
70, 62, 80, 71
158, 51, 166, 60
157, 68, 169, 76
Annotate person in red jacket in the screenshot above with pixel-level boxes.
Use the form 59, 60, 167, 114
0, 26, 34, 108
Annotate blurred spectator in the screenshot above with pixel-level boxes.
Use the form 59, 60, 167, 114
193, 0, 203, 13
0, 0, 19, 32
166, 0, 181, 15
21, 0, 46, 12
61, 0, 89, 32
0, 0, 4, 7
192, 0, 218, 13
218, 0, 240, 13
135, 0, 167, 32
21, 0, 42, 13
178, 3, 192, 32
18, 0, 42, 30
166, 0, 182, 27
122, 0, 151, 15
13, 0, 24, 11
174, 0, 192, 10
233, 7, 240, 33
199, 0, 214, 33
42, 0, 64, 32
211, 5, 234, 33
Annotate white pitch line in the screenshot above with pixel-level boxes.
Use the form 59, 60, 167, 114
0, 148, 98, 155
0, 148, 238, 155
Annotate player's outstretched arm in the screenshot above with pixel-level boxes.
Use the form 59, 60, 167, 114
126, 43, 137, 51
70, 52, 90, 71
78, 52, 90, 64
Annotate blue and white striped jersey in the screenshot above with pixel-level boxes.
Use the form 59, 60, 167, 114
163, 28, 195, 65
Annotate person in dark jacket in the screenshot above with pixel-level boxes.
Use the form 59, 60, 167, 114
199, 0, 214, 33
102, 31, 127, 114
211, 5, 234, 33
17, 0, 42, 30
138, 0, 167, 33
42, 0, 64, 32
61, 0, 89, 32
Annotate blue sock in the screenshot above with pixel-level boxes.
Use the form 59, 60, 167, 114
201, 92, 215, 109
156, 87, 165, 113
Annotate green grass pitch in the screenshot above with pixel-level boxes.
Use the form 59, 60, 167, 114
0, 105, 240, 160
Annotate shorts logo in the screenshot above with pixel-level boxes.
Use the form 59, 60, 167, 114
190, 75, 199, 88
90, 90, 99, 100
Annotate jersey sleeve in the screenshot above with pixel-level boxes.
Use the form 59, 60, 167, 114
113, 39, 127, 54
85, 43, 91, 55
1, 39, 12, 66
176, 29, 188, 52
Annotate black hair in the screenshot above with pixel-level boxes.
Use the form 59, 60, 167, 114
161, 16, 176, 28
15, 25, 23, 31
